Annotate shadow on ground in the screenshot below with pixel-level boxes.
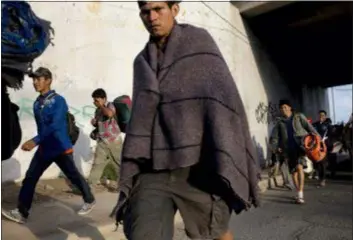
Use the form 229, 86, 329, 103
2, 180, 108, 240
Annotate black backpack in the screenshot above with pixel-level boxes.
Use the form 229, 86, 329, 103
66, 112, 80, 145
44, 93, 80, 145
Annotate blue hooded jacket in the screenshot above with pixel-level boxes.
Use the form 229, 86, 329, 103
32, 90, 73, 160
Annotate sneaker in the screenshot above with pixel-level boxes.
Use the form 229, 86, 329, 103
2, 208, 26, 224
77, 201, 96, 215
295, 198, 305, 204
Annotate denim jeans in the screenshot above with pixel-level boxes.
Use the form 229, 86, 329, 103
18, 151, 95, 218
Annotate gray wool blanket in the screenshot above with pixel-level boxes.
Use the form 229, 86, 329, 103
112, 23, 261, 223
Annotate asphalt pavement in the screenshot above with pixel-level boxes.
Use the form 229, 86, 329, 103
227, 178, 352, 240
3, 175, 351, 240
103, 178, 352, 240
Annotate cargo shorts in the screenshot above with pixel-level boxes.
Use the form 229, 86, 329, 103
122, 167, 232, 240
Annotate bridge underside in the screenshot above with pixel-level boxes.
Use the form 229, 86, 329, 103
240, 2, 352, 89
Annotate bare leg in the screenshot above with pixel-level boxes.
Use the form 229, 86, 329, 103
217, 230, 233, 240
297, 164, 305, 192
292, 164, 305, 204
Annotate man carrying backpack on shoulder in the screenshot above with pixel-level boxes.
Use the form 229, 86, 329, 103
2, 67, 96, 224
88, 88, 123, 189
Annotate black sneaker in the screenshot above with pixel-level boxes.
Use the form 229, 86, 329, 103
2, 208, 27, 224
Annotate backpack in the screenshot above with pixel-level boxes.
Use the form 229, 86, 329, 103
66, 112, 80, 145
112, 95, 132, 132
44, 93, 80, 145
2, 2, 53, 88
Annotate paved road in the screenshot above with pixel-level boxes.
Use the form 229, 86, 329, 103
105, 179, 352, 240
228, 179, 352, 240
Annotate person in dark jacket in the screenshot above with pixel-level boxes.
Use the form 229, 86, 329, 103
270, 99, 318, 204
312, 110, 332, 187
2, 67, 96, 224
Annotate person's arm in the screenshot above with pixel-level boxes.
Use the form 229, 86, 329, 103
99, 103, 115, 118
32, 122, 41, 145
326, 118, 333, 135
32, 97, 67, 145
91, 109, 99, 127
299, 113, 319, 135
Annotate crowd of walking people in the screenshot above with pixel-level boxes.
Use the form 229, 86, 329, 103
268, 106, 352, 204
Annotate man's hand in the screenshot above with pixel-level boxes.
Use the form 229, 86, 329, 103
21, 139, 37, 152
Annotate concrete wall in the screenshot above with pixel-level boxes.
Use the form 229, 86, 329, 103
3, 2, 293, 182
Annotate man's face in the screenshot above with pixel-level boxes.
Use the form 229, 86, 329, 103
139, 2, 179, 38
93, 97, 106, 108
33, 76, 51, 93
280, 104, 292, 118
319, 112, 326, 122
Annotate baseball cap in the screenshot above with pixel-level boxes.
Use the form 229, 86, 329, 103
28, 67, 52, 79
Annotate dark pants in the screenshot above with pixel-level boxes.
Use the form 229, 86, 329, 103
328, 153, 338, 177
18, 152, 95, 218
314, 158, 327, 181
123, 167, 231, 240
287, 148, 306, 173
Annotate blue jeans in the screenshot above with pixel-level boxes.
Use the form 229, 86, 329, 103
18, 152, 95, 218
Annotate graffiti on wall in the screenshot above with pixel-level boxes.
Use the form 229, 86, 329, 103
15, 98, 96, 128
255, 101, 279, 124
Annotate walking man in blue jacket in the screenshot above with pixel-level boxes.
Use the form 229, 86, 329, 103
2, 67, 96, 224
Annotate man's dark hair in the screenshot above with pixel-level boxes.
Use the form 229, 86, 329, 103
137, 1, 181, 9
319, 110, 327, 115
278, 99, 292, 107
29, 67, 52, 80
92, 88, 107, 99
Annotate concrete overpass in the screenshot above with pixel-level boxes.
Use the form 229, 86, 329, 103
2, 2, 352, 181
233, 1, 352, 117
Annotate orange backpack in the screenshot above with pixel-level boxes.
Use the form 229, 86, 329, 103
302, 134, 327, 162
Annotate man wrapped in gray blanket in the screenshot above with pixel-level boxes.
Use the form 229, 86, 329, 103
112, 2, 261, 240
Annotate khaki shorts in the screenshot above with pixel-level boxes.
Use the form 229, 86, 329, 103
123, 167, 231, 240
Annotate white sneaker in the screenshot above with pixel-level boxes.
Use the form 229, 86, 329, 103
295, 198, 305, 204
77, 201, 96, 215
2, 208, 26, 224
